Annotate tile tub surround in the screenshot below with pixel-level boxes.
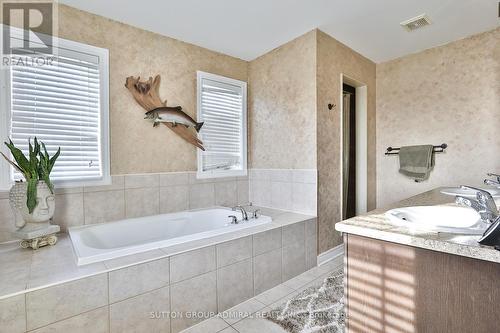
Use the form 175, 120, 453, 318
249, 169, 317, 215
0, 172, 249, 243
0, 208, 316, 333
335, 188, 500, 264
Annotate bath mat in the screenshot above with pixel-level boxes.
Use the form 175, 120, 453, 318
266, 269, 345, 333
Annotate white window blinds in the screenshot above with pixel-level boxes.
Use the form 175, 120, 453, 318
1, 33, 110, 188
197, 72, 247, 178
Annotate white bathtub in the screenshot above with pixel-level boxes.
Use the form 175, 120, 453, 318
69, 207, 271, 266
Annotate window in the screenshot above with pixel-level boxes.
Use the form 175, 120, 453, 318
197, 71, 247, 178
0, 27, 110, 189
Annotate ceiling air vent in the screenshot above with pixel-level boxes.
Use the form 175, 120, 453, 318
400, 14, 431, 32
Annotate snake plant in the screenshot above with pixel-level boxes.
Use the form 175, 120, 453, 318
1, 138, 60, 213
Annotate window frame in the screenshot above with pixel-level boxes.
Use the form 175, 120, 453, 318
196, 71, 247, 179
0, 25, 110, 190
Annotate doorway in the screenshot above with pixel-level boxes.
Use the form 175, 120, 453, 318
342, 84, 356, 219
340, 75, 367, 219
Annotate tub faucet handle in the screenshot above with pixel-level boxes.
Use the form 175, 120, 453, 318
252, 209, 261, 219
228, 215, 238, 224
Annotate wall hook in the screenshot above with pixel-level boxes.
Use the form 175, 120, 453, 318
327, 103, 336, 110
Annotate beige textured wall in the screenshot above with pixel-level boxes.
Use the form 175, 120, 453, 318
58, 5, 248, 175
316, 30, 377, 253
248, 31, 317, 169
376, 28, 500, 207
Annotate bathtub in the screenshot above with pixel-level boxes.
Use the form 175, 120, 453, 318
69, 207, 271, 266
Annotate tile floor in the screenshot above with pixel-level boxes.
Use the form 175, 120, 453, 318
180, 256, 344, 333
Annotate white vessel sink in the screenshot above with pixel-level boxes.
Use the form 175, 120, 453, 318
385, 206, 488, 234
440, 187, 500, 198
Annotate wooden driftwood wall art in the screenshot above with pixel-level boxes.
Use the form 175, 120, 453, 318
125, 75, 205, 150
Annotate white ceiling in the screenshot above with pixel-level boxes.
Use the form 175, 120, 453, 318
59, 0, 499, 63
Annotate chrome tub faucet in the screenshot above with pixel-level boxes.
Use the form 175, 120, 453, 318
232, 205, 248, 221
455, 185, 498, 223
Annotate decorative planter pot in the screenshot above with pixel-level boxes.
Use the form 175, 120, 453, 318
9, 181, 60, 249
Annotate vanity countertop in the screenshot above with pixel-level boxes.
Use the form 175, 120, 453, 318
335, 188, 500, 264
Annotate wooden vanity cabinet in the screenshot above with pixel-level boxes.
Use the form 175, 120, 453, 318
344, 234, 500, 333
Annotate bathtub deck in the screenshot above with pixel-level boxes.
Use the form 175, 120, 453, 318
180, 256, 344, 333
0, 206, 315, 300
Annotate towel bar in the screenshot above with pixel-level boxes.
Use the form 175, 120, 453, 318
385, 143, 447, 156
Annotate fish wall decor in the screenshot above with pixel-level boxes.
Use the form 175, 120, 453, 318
125, 75, 205, 150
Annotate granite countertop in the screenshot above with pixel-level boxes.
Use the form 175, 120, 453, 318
335, 188, 500, 264
0, 206, 315, 300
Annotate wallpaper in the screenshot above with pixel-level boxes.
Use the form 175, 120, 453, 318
376, 28, 500, 207
316, 31, 377, 253
58, 5, 248, 174
248, 30, 317, 169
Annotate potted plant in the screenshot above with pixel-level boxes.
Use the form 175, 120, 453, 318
0, 137, 61, 249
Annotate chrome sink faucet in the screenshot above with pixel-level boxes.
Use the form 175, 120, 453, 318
484, 173, 500, 187
232, 205, 248, 221
455, 185, 498, 223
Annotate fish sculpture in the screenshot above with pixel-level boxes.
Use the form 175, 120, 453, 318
144, 106, 204, 132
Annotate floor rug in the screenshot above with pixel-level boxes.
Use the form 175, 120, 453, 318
266, 269, 345, 333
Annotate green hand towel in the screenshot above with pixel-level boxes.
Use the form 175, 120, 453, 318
398, 145, 434, 182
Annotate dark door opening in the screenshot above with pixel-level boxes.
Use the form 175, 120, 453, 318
342, 84, 356, 219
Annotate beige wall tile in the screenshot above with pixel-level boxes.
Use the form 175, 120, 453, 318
84, 175, 124, 192
53, 193, 84, 232
305, 234, 318, 270
159, 185, 189, 214
189, 183, 215, 209
84, 190, 125, 225
270, 181, 292, 210
253, 248, 282, 295
170, 271, 217, 332
0, 294, 25, 333
305, 219, 317, 239
217, 258, 254, 311
237, 180, 249, 205
160, 172, 190, 187
26, 273, 108, 330
252, 228, 282, 256
269, 170, 292, 182
54, 187, 83, 194
110, 287, 170, 333
292, 170, 317, 184
291, 182, 317, 215
282, 243, 306, 281
109, 257, 170, 303
216, 236, 252, 268
248, 180, 271, 207
0, 199, 15, 243
214, 181, 238, 207
29, 307, 108, 333
125, 174, 160, 189
125, 187, 160, 218
282, 222, 305, 247
170, 246, 216, 283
